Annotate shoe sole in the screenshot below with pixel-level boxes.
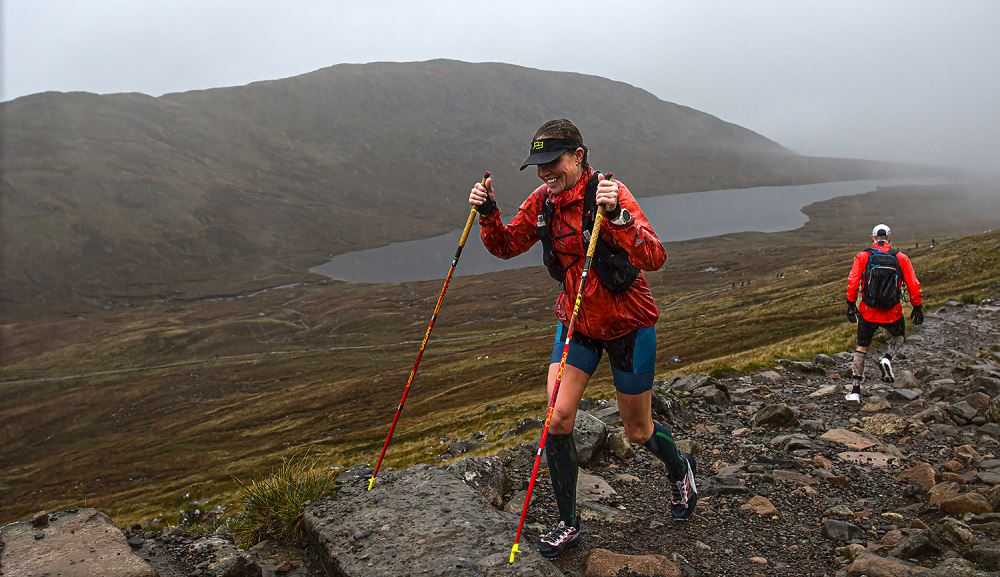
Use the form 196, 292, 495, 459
845, 393, 861, 402
879, 359, 895, 383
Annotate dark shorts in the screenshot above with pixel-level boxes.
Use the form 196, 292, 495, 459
549, 323, 656, 395
857, 316, 906, 347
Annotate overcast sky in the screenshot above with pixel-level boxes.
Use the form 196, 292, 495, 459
3, 0, 998, 172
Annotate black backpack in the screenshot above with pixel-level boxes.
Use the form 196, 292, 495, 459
862, 247, 901, 309
536, 171, 639, 292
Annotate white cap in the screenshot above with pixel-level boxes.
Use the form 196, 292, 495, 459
872, 224, 892, 238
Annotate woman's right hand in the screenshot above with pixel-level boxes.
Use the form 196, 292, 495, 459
470, 177, 496, 215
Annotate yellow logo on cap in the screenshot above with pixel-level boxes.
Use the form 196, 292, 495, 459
532, 141, 544, 150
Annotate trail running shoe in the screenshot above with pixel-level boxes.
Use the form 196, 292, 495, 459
845, 382, 862, 403
879, 357, 895, 383
536, 521, 581, 559
670, 453, 699, 521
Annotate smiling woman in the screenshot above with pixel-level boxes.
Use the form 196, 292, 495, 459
467, 118, 698, 560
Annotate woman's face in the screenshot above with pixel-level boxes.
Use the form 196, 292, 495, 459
537, 148, 585, 195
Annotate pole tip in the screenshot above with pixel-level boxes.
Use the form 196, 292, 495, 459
367, 476, 375, 491
508, 543, 520, 564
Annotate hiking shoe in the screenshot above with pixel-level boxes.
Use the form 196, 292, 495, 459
845, 382, 862, 403
670, 453, 698, 521
536, 521, 581, 559
879, 357, 895, 383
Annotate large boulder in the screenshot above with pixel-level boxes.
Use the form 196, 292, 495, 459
303, 464, 565, 577
448, 455, 512, 509
573, 410, 608, 466
752, 404, 798, 428
0, 508, 158, 577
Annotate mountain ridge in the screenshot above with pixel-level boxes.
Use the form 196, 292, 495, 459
0, 59, 920, 318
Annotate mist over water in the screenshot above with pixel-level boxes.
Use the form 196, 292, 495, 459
312, 178, 948, 283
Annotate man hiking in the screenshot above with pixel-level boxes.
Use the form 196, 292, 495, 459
468, 118, 697, 559
845, 224, 924, 402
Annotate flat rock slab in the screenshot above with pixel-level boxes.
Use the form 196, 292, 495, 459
837, 451, 899, 468
303, 464, 565, 577
820, 428, 879, 450
0, 508, 157, 577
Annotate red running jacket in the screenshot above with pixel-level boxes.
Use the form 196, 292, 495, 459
846, 242, 923, 324
479, 169, 665, 340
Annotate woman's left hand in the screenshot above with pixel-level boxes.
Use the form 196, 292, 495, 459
595, 176, 619, 213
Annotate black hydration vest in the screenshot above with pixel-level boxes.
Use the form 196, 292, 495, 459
536, 171, 639, 292
862, 247, 902, 309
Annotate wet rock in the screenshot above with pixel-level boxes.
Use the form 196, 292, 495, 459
591, 404, 621, 425
822, 519, 865, 542
815, 354, 837, 366
846, 554, 932, 576
987, 396, 1000, 424
0, 508, 157, 577
965, 392, 993, 414
888, 389, 922, 401
809, 384, 840, 397
897, 463, 938, 491
447, 455, 512, 508
752, 404, 797, 428
777, 359, 825, 374
303, 465, 564, 577
757, 369, 784, 383
895, 370, 923, 390
740, 495, 778, 517
820, 428, 879, 450
605, 427, 636, 461
693, 384, 730, 405
939, 493, 993, 515
190, 535, 261, 577
916, 407, 949, 424
968, 376, 1000, 395
863, 397, 893, 413
699, 475, 749, 496
837, 451, 898, 468
928, 517, 978, 553
948, 402, 980, 424
863, 413, 910, 436
574, 411, 608, 466
963, 543, 1000, 571
336, 462, 373, 485
665, 374, 713, 393
584, 548, 683, 577
929, 482, 965, 507
577, 469, 616, 503
29, 511, 49, 528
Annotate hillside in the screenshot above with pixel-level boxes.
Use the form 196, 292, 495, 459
0, 59, 915, 318
1, 182, 998, 528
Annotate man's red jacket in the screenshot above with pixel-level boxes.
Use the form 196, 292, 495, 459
846, 242, 923, 324
479, 169, 665, 340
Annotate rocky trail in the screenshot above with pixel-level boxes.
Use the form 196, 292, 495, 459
3, 300, 998, 576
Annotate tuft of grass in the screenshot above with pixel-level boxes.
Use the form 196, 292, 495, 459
229, 455, 335, 548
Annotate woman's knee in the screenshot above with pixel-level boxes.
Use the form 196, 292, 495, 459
549, 407, 577, 435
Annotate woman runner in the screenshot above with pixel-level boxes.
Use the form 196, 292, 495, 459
468, 118, 697, 558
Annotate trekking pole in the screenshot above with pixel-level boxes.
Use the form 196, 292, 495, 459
509, 173, 612, 564
367, 171, 491, 491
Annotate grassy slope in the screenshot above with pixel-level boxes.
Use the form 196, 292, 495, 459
1, 183, 998, 525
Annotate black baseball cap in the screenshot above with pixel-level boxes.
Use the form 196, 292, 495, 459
519, 138, 583, 171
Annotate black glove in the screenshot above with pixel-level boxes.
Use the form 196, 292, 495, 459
475, 191, 496, 216
847, 301, 858, 324
910, 304, 924, 326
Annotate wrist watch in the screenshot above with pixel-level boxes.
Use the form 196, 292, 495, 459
610, 208, 631, 226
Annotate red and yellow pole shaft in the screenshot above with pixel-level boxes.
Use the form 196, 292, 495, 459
368, 171, 491, 491
509, 173, 612, 563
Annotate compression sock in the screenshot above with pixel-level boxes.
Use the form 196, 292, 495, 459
886, 335, 904, 359
643, 421, 687, 481
545, 432, 579, 528
852, 349, 867, 380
